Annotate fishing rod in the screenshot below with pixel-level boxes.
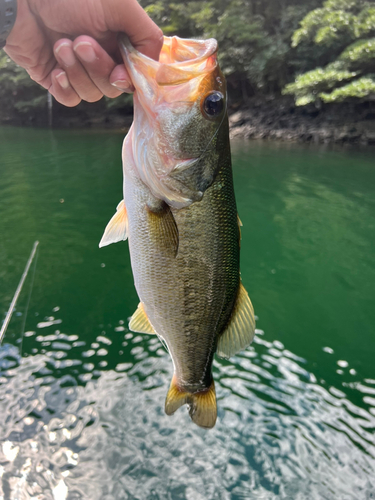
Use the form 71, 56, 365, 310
0, 241, 39, 344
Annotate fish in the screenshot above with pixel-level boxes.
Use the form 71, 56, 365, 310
99, 35, 255, 429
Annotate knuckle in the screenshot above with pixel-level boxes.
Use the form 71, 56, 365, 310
155, 28, 164, 44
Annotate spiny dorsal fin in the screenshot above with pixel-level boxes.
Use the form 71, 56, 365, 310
129, 302, 156, 335
216, 282, 255, 359
99, 200, 128, 248
165, 375, 217, 429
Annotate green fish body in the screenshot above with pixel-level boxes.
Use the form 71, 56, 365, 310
100, 36, 255, 428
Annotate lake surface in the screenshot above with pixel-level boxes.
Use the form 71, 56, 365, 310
1, 126, 375, 500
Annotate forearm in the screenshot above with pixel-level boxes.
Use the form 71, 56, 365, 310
0, 0, 17, 48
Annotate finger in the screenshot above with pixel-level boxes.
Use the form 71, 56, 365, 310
72, 36, 131, 97
4, 0, 56, 88
109, 65, 135, 92
103, 0, 163, 60
54, 39, 103, 103
50, 69, 81, 107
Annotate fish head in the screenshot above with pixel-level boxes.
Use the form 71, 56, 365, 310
120, 35, 228, 208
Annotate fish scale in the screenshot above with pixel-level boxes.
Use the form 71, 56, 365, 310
126, 145, 237, 389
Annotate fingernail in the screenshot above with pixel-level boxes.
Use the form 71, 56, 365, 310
74, 42, 96, 63
55, 43, 75, 67
112, 80, 132, 91
56, 71, 70, 89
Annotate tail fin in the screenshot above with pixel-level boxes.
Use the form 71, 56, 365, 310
165, 375, 217, 429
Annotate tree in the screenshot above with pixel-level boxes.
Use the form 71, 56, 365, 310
141, 0, 320, 97
284, 0, 375, 105
1, 0, 325, 123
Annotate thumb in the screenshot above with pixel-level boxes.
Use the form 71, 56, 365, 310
101, 0, 163, 61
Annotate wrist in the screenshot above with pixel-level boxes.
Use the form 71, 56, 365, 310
0, 0, 17, 48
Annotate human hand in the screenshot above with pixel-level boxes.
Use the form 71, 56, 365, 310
50, 35, 134, 107
4, 0, 163, 106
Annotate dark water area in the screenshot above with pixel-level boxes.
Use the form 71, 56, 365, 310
1, 126, 375, 499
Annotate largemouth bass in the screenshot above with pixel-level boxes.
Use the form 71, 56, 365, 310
100, 36, 255, 429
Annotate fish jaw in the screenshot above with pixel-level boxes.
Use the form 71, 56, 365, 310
119, 35, 227, 209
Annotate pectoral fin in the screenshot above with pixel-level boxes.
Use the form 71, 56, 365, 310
99, 200, 128, 248
216, 282, 255, 359
129, 302, 156, 335
147, 201, 179, 257
165, 375, 217, 429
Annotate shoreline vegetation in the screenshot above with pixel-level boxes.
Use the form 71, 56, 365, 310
1, 95, 375, 146
1, 0, 375, 144
229, 97, 375, 145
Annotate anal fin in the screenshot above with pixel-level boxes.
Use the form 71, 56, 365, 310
216, 282, 255, 359
99, 200, 128, 248
129, 302, 156, 335
165, 375, 217, 429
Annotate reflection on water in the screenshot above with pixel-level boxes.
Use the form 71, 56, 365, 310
1, 318, 375, 499
1, 128, 375, 499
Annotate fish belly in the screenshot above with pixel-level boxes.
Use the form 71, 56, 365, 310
125, 156, 239, 392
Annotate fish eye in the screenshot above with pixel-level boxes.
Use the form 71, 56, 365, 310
202, 91, 224, 119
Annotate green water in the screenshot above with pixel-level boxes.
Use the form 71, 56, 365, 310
1, 126, 375, 499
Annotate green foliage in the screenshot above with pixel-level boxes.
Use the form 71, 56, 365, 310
291, 0, 374, 47
0, 52, 47, 119
292, 7, 355, 47
286, 0, 375, 105
104, 93, 133, 110
320, 76, 375, 101
142, 0, 319, 94
143, 1, 204, 36
339, 38, 375, 67
284, 63, 357, 99
355, 6, 375, 37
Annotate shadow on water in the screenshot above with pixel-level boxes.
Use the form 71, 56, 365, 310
1, 128, 375, 499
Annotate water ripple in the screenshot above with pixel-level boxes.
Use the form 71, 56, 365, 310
1, 326, 375, 500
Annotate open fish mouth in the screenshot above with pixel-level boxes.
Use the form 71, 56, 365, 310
119, 35, 218, 87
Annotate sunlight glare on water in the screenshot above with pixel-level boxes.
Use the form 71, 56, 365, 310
1, 127, 375, 499
1, 329, 375, 499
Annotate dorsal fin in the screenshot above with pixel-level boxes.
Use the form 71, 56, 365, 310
129, 302, 156, 335
99, 200, 128, 248
216, 282, 255, 359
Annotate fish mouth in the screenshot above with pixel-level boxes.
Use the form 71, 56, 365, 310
118, 35, 218, 87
